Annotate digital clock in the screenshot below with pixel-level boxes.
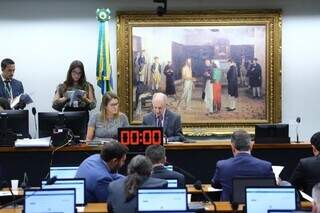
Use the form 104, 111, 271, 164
118, 127, 163, 152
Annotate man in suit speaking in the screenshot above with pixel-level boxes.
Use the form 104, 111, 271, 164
0, 58, 25, 109
211, 130, 275, 201
142, 92, 184, 142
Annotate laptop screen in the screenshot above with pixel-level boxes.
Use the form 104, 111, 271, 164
268, 210, 296, 213
50, 166, 78, 179
164, 165, 173, 171
138, 188, 187, 211
24, 188, 75, 213
246, 187, 296, 213
166, 179, 178, 188
41, 179, 85, 205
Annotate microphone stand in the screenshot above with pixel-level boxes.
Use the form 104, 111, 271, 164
169, 164, 217, 213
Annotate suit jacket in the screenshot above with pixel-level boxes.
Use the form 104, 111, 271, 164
107, 176, 167, 213
290, 155, 320, 195
0, 78, 24, 100
75, 154, 124, 202
211, 152, 275, 201
142, 109, 183, 142
151, 165, 185, 188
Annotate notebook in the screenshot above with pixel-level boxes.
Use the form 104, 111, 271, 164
246, 187, 297, 213
41, 178, 86, 205
24, 188, 75, 213
138, 188, 187, 212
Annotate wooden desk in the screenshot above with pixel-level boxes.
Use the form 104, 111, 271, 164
187, 184, 222, 193
0, 142, 312, 186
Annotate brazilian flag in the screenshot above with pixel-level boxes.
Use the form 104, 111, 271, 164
96, 8, 113, 94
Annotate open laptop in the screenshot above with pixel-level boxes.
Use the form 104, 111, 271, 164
138, 188, 187, 212
50, 166, 78, 179
232, 176, 276, 204
246, 187, 297, 213
41, 178, 86, 206
24, 188, 76, 213
166, 179, 178, 188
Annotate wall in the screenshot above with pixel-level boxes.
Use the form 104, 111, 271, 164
0, 0, 319, 140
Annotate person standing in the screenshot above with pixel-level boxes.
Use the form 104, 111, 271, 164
203, 59, 213, 115
177, 58, 194, 110
0, 58, 25, 109
163, 61, 176, 98
250, 58, 262, 98
226, 59, 238, 111
212, 61, 222, 113
151, 56, 161, 91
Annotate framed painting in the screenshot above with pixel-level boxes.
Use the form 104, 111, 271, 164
117, 10, 282, 136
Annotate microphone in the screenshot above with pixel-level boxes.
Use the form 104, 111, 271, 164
167, 163, 217, 212
0, 176, 58, 210
32, 107, 38, 138
296, 117, 301, 143
20, 172, 29, 189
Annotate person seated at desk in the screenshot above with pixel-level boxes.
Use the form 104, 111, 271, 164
0, 58, 25, 109
312, 183, 320, 213
290, 132, 320, 196
75, 141, 128, 202
86, 92, 129, 141
142, 92, 184, 142
52, 60, 96, 112
145, 144, 185, 188
211, 130, 275, 201
107, 155, 167, 213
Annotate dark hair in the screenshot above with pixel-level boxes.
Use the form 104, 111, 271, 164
100, 141, 128, 162
311, 132, 320, 152
1, 58, 15, 70
64, 60, 87, 88
124, 155, 152, 202
145, 145, 165, 164
231, 130, 251, 151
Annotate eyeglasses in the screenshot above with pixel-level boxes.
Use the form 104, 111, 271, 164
71, 70, 82, 75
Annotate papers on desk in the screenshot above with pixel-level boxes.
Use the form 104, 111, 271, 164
300, 190, 314, 202
15, 137, 51, 147
0, 190, 18, 196
10, 93, 33, 109
272, 165, 284, 180
207, 186, 222, 192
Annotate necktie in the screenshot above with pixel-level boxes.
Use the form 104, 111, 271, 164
157, 116, 162, 127
4, 81, 11, 98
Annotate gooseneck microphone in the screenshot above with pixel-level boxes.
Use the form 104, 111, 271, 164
32, 107, 37, 138
296, 117, 301, 143
0, 176, 57, 209
166, 163, 217, 213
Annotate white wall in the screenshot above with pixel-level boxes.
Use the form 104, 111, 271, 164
0, 0, 319, 140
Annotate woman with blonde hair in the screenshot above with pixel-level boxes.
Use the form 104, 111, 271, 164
86, 92, 129, 141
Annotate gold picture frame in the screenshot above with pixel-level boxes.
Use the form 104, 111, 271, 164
117, 10, 282, 136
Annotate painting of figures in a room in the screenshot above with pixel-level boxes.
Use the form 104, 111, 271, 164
131, 26, 266, 123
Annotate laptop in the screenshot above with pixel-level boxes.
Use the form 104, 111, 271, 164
24, 188, 76, 213
41, 178, 86, 206
166, 179, 178, 188
246, 187, 297, 213
50, 166, 78, 179
232, 176, 276, 203
138, 188, 187, 212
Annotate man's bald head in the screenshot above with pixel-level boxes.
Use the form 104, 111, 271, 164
152, 93, 167, 117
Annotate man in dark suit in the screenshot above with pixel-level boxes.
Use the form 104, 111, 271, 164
75, 141, 128, 202
0, 58, 25, 109
145, 144, 185, 188
211, 130, 275, 201
290, 132, 320, 196
142, 92, 184, 142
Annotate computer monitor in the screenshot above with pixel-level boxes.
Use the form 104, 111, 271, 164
138, 188, 187, 212
24, 188, 76, 213
246, 187, 297, 213
255, 124, 290, 143
0, 110, 29, 138
38, 111, 88, 139
232, 176, 276, 204
41, 178, 85, 206
166, 179, 178, 188
50, 166, 78, 179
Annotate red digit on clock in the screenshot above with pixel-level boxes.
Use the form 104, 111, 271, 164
142, 130, 152, 145
120, 131, 130, 145
152, 130, 162, 144
130, 131, 140, 145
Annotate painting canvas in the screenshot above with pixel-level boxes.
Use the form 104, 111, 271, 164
117, 11, 282, 135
